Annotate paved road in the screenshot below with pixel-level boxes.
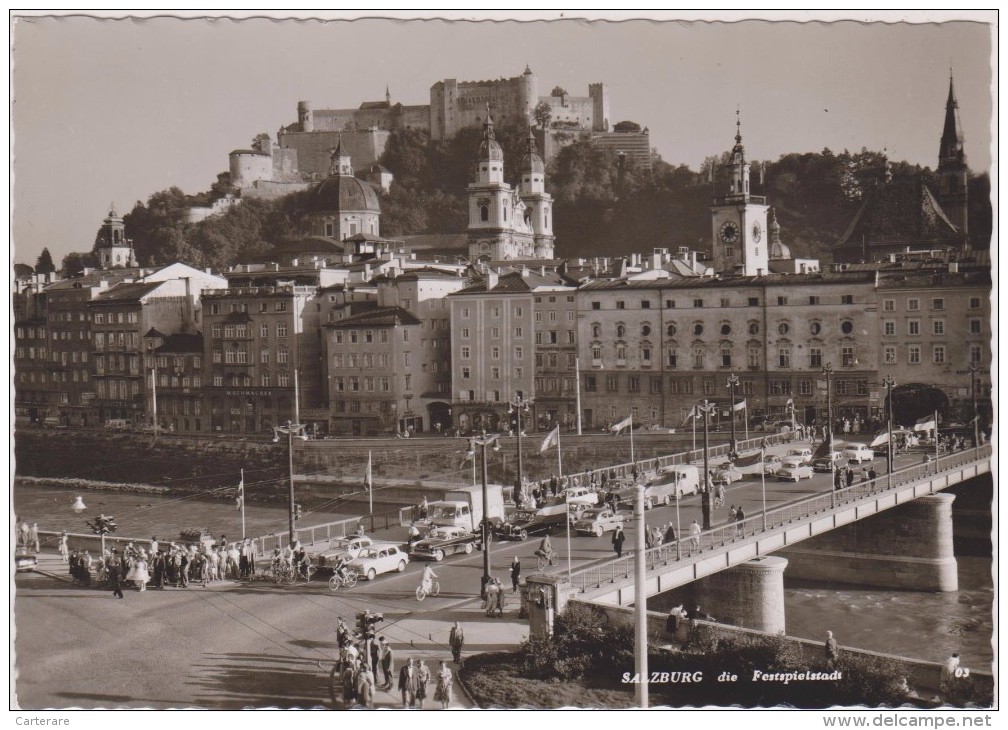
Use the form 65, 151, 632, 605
14, 440, 924, 709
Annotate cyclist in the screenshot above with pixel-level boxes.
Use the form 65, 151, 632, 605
419, 563, 438, 597
293, 544, 310, 579
534, 534, 554, 562
332, 555, 352, 585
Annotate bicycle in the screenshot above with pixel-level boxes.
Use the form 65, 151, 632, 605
292, 561, 316, 584
415, 580, 440, 601
328, 569, 359, 592
713, 495, 725, 510
271, 560, 295, 585
536, 550, 559, 571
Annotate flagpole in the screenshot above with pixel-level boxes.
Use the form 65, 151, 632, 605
760, 449, 767, 531
575, 357, 582, 436
368, 451, 373, 515
559, 430, 571, 583
692, 409, 696, 453
744, 402, 749, 441
674, 472, 682, 560
239, 468, 246, 540
934, 410, 939, 467
630, 418, 635, 465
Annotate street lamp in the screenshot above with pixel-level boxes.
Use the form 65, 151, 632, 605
726, 373, 740, 457
883, 376, 895, 489
822, 363, 835, 507
508, 395, 531, 503
273, 419, 309, 544
698, 399, 715, 529
967, 363, 980, 448
467, 431, 501, 597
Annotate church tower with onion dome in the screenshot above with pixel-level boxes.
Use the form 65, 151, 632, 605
518, 128, 555, 259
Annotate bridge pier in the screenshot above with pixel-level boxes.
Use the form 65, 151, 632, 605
777, 493, 958, 592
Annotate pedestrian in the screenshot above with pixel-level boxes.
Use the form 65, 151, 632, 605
153, 551, 166, 589
845, 467, 855, 488
342, 659, 358, 708
29, 523, 40, 552
150, 536, 159, 555
690, 520, 702, 551
736, 506, 745, 536
408, 522, 421, 548
434, 660, 453, 709
868, 466, 877, 482
729, 505, 737, 522
378, 636, 394, 690
179, 551, 190, 588
550, 473, 558, 497
108, 549, 124, 599
419, 496, 428, 520
416, 659, 430, 709
825, 630, 839, 667
940, 653, 960, 701
398, 657, 418, 709
356, 663, 376, 709
833, 469, 843, 491
664, 523, 677, 544
611, 526, 625, 558
58, 531, 69, 562
860, 469, 869, 484
81, 550, 92, 587
18, 520, 30, 548
510, 556, 521, 593
449, 621, 464, 665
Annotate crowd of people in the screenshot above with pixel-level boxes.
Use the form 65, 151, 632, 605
64, 534, 262, 593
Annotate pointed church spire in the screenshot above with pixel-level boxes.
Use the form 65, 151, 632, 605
940, 69, 965, 165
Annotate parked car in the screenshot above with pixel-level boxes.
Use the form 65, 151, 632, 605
348, 545, 409, 580
314, 535, 384, 571
811, 452, 844, 472
776, 462, 814, 481
409, 525, 480, 562
574, 508, 625, 537
564, 486, 598, 507
494, 508, 566, 541
712, 464, 744, 485
104, 418, 134, 432
843, 443, 875, 463
14, 547, 37, 573
785, 448, 813, 463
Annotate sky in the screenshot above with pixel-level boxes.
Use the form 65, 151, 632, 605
10, 12, 996, 267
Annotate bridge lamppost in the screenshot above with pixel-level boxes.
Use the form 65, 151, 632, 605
273, 420, 309, 544
967, 363, 980, 448
726, 373, 740, 458
883, 376, 895, 490
467, 431, 501, 598
508, 394, 531, 503
698, 399, 716, 529
822, 364, 835, 508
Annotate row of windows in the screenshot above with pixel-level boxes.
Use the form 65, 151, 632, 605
590, 320, 854, 339
92, 312, 138, 324
18, 369, 90, 384
48, 311, 89, 323
458, 306, 525, 319
881, 297, 983, 312
535, 353, 578, 369
211, 373, 291, 387
95, 380, 141, 399
211, 323, 289, 339
333, 376, 393, 393
333, 328, 407, 345
94, 331, 140, 349
461, 346, 524, 360
533, 295, 576, 304
208, 301, 287, 315
211, 348, 288, 365
15, 326, 48, 339
588, 343, 857, 370
883, 319, 982, 336
146, 355, 202, 369
156, 375, 202, 389
587, 294, 866, 310
883, 344, 982, 365
460, 366, 524, 381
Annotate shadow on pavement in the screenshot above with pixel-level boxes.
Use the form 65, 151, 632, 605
188, 652, 332, 709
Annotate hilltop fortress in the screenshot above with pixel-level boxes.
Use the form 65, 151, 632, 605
230, 68, 648, 202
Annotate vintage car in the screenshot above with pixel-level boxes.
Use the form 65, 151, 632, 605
495, 506, 567, 541
574, 508, 625, 537
409, 524, 480, 561
564, 486, 599, 507
762, 455, 784, 476
811, 451, 845, 472
348, 545, 409, 580
776, 462, 815, 481
843, 443, 876, 463
314, 535, 384, 571
14, 547, 37, 573
711, 464, 744, 485
785, 448, 813, 463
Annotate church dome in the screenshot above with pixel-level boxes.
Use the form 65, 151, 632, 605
479, 115, 504, 161
308, 174, 381, 215
522, 130, 545, 174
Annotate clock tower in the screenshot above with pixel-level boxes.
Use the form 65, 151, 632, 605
710, 113, 769, 276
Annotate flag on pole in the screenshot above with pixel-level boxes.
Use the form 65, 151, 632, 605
680, 406, 698, 428
235, 474, 244, 511
913, 415, 937, 433
786, 398, 794, 410
539, 425, 560, 453
364, 451, 373, 491
734, 451, 762, 468
869, 429, 890, 448
732, 399, 747, 412
611, 415, 633, 435
811, 439, 831, 460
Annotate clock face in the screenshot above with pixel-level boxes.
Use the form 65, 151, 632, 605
752, 223, 762, 243
720, 220, 740, 243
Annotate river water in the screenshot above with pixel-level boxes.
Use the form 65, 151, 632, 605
782, 554, 993, 668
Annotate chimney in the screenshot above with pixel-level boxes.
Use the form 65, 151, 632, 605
521, 265, 530, 277
691, 252, 697, 270
487, 269, 499, 290
948, 261, 959, 274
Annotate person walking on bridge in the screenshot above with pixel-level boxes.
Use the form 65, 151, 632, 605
449, 621, 465, 665
825, 630, 839, 668
690, 520, 702, 551
611, 526, 625, 558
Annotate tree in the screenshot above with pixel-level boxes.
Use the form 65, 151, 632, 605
613, 121, 642, 133
533, 101, 553, 130
35, 248, 55, 275
61, 251, 98, 276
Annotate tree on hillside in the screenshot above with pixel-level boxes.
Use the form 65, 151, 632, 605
613, 120, 642, 133
61, 251, 98, 276
533, 101, 552, 130
35, 248, 55, 275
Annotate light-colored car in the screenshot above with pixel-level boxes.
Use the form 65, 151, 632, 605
315, 535, 382, 570
409, 525, 479, 561
574, 508, 625, 537
348, 545, 409, 581
776, 463, 814, 481
762, 455, 784, 476
564, 486, 598, 507
712, 465, 744, 485
785, 448, 813, 463
843, 444, 875, 463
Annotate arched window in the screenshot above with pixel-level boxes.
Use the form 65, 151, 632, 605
480, 205, 489, 222
778, 322, 790, 336
841, 320, 854, 335
591, 323, 601, 338
693, 323, 704, 336
641, 324, 652, 337
810, 321, 822, 336
748, 322, 759, 336
720, 343, 732, 368
616, 324, 626, 338
503, 205, 508, 222
666, 323, 677, 337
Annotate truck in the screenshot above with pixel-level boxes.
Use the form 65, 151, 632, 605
615, 465, 700, 509
423, 484, 506, 533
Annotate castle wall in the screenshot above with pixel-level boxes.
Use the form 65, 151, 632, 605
277, 129, 390, 180
541, 94, 595, 129
229, 152, 273, 189
272, 146, 300, 183
241, 180, 312, 201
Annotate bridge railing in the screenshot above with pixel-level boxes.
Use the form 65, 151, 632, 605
256, 505, 410, 553
567, 444, 991, 595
